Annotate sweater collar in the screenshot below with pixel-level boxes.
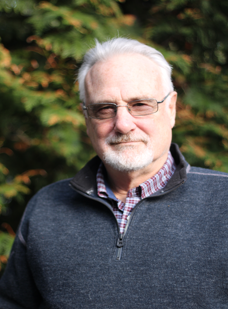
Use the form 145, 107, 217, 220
69, 143, 189, 196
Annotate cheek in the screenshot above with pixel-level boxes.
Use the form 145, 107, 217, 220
141, 115, 172, 143
136, 118, 160, 136
86, 120, 113, 142
86, 121, 97, 144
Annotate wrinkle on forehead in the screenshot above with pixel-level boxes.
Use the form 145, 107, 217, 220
85, 53, 164, 104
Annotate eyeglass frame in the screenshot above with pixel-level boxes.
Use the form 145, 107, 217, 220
82, 91, 171, 120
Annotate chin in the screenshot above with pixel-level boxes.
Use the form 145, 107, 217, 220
103, 148, 154, 172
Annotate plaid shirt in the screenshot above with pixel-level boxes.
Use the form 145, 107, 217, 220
97, 152, 176, 234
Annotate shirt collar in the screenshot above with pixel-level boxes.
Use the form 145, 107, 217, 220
96, 151, 176, 201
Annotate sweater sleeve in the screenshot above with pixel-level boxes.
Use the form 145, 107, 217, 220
0, 198, 42, 308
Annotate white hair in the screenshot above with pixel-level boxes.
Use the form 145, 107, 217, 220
77, 37, 174, 102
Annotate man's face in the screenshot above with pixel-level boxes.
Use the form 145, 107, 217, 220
84, 53, 177, 173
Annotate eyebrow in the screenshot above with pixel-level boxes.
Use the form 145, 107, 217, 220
90, 96, 154, 105
128, 97, 154, 102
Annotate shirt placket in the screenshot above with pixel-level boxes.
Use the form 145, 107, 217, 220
118, 188, 140, 234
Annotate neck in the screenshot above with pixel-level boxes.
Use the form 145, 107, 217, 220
104, 152, 169, 203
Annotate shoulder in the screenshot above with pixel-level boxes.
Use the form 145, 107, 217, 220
24, 178, 85, 214
187, 166, 228, 178
184, 166, 228, 198
21, 178, 82, 221
37, 178, 73, 193
187, 166, 228, 188
18, 178, 84, 246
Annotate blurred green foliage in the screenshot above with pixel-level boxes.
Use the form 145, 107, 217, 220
0, 0, 227, 274
121, 0, 227, 171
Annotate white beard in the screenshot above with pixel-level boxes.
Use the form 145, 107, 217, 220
103, 133, 154, 172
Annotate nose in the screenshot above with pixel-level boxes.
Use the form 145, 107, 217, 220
113, 105, 136, 134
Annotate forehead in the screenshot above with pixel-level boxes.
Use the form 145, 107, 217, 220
85, 53, 164, 103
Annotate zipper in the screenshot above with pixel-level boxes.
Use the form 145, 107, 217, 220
69, 180, 186, 261
69, 182, 122, 244
115, 181, 186, 260
116, 217, 131, 260
69, 183, 135, 261
115, 202, 143, 260
116, 234, 123, 260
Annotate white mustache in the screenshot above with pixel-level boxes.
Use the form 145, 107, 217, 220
105, 133, 149, 144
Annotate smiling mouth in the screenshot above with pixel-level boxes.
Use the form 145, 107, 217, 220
111, 141, 142, 144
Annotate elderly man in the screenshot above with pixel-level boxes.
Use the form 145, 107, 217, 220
0, 38, 227, 308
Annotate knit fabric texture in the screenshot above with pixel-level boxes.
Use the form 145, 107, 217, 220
0, 144, 227, 309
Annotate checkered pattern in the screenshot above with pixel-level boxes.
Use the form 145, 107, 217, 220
97, 151, 176, 234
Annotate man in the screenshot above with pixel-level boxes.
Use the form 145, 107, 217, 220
0, 38, 228, 308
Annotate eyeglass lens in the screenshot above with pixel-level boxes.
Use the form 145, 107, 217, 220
88, 99, 158, 119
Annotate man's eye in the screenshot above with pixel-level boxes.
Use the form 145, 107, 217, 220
91, 104, 110, 111
97, 105, 115, 112
91, 104, 115, 118
130, 101, 155, 114
133, 102, 147, 107
100, 105, 114, 110
131, 102, 152, 110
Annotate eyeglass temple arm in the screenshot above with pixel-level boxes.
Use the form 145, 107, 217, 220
157, 92, 171, 104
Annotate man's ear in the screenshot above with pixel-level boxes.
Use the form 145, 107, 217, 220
167, 91, 177, 128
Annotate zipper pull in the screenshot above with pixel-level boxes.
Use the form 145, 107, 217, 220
116, 234, 123, 260
117, 234, 123, 248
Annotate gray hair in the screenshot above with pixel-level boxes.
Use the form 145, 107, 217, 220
77, 37, 174, 102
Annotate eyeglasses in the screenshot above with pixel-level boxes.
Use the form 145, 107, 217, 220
83, 92, 171, 120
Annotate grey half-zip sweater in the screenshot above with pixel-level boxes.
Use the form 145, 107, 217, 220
0, 143, 228, 308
